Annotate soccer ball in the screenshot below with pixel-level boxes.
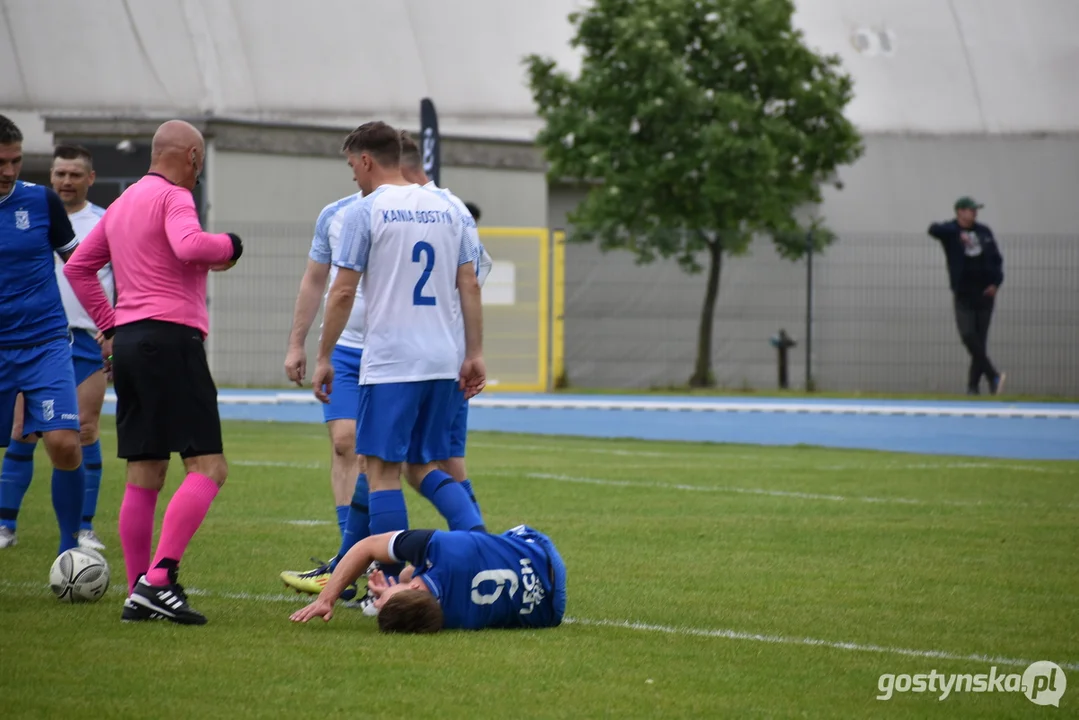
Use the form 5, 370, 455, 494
49, 547, 110, 603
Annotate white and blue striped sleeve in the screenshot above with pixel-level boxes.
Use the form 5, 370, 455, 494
456, 209, 480, 268
308, 205, 334, 264
335, 198, 373, 272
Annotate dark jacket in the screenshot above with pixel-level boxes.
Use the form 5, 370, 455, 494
927, 220, 1004, 297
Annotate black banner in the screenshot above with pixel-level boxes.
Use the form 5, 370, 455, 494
420, 97, 441, 187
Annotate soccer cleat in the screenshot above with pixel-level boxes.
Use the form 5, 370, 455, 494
77, 529, 106, 551
280, 557, 358, 601
121, 597, 167, 623
0, 527, 16, 549
990, 372, 1007, 396
127, 576, 207, 626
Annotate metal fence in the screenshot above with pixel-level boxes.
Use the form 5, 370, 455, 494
561, 232, 1079, 397
201, 223, 1078, 397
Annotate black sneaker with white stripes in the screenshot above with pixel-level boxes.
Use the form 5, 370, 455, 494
126, 576, 207, 625
121, 597, 167, 623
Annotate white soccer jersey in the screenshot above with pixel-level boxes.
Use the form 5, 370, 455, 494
54, 203, 113, 331
423, 182, 492, 353
335, 183, 479, 385
309, 192, 366, 349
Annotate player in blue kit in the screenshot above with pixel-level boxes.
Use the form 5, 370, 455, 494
0, 144, 112, 551
0, 115, 86, 556
290, 524, 567, 632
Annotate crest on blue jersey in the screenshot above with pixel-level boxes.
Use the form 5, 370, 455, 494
14, 209, 29, 230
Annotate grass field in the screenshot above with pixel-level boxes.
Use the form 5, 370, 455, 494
1, 420, 1077, 719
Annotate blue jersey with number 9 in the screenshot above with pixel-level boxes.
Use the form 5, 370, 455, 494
415, 527, 567, 630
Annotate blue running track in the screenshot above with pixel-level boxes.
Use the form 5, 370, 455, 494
103, 390, 1079, 461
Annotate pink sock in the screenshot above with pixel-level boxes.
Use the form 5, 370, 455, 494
119, 484, 159, 595
144, 473, 220, 587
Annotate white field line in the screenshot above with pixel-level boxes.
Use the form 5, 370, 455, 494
562, 618, 1079, 671
502, 471, 982, 507
1, 580, 1073, 671
470, 442, 1075, 474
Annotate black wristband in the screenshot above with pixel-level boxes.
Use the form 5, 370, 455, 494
102, 327, 116, 340
227, 233, 243, 262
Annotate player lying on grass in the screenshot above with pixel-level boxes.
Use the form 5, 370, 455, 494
290, 524, 567, 632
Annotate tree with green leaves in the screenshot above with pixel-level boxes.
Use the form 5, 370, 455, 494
526, 0, 863, 387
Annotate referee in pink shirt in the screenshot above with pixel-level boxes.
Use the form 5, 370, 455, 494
64, 120, 242, 625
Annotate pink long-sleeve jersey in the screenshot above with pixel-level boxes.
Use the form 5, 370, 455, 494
63, 173, 235, 338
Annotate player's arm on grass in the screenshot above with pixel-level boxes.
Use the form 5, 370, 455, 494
285, 212, 334, 384
289, 532, 398, 624
162, 186, 241, 265
63, 213, 116, 335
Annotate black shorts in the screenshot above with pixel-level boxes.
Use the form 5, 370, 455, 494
111, 319, 222, 461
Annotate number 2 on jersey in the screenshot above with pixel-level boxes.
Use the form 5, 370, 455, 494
412, 241, 436, 306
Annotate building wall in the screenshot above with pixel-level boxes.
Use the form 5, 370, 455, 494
440, 166, 549, 228
551, 134, 1079, 396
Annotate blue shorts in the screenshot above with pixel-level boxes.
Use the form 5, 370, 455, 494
356, 379, 463, 464
449, 399, 469, 457
69, 328, 105, 385
323, 344, 363, 424
0, 337, 81, 445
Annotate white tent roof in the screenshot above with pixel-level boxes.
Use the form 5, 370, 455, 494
3, 0, 1077, 149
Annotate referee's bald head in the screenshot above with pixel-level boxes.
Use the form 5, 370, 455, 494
152, 120, 203, 158
150, 120, 205, 191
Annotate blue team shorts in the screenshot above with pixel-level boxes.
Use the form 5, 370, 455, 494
322, 344, 363, 424
449, 399, 469, 457
505, 525, 568, 627
356, 379, 463, 464
0, 337, 81, 445
69, 328, 105, 385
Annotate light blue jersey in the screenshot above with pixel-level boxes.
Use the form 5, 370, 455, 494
335, 184, 479, 385
309, 192, 365, 349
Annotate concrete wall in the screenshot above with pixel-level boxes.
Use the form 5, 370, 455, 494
551, 133, 1079, 396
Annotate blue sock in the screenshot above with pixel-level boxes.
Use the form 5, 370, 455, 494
335, 505, 349, 539
330, 474, 369, 571
80, 440, 103, 531
459, 478, 483, 518
420, 470, 486, 532
0, 440, 37, 531
368, 488, 408, 577
51, 466, 85, 555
